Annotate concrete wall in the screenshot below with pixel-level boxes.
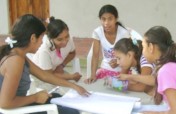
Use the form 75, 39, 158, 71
50, 0, 176, 41
0, 0, 9, 34
1, 0, 176, 41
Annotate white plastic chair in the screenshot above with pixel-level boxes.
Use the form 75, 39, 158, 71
0, 104, 58, 114
86, 28, 143, 78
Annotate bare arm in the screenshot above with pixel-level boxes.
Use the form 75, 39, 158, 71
0, 56, 49, 108
28, 58, 89, 96
118, 67, 155, 86
84, 39, 100, 84
55, 51, 76, 73
62, 50, 76, 67
46, 69, 81, 82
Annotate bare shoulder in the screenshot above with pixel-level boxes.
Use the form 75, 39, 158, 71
1, 55, 25, 76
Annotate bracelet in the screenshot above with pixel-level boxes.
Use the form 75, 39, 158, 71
61, 63, 65, 68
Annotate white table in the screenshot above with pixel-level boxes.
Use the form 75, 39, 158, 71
75, 78, 154, 105
52, 78, 170, 113
76, 78, 169, 112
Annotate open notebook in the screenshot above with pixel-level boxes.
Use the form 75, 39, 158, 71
51, 89, 141, 114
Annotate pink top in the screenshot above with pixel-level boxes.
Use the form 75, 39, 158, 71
157, 62, 176, 102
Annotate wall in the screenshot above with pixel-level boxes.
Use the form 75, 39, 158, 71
0, 0, 9, 34
50, 0, 176, 41
1, 0, 176, 41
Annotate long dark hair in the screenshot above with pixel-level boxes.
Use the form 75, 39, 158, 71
99, 4, 126, 29
0, 14, 46, 60
144, 26, 176, 104
114, 38, 142, 73
47, 16, 69, 50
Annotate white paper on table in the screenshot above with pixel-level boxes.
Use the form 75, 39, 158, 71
51, 89, 141, 114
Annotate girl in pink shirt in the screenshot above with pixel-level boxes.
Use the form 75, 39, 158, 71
142, 26, 176, 114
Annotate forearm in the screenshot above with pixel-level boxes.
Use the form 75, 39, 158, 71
62, 51, 76, 66
54, 72, 73, 80
0, 95, 36, 109
129, 75, 155, 86
91, 55, 99, 77
42, 72, 78, 89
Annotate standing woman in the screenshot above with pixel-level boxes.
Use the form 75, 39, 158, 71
0, 14, 89, 114
142, 26, 176, 114
85, 4, 131, 84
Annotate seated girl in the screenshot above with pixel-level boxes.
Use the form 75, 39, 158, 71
32, 17, 81, 91
109, 38, 155, 95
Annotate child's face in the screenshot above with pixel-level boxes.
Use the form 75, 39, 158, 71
53, 29, 70, 49
114, 50, 133, 70
100, 13, 117, 33
142, 37, 154, 63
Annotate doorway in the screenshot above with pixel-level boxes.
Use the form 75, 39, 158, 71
9, 0, 49, 28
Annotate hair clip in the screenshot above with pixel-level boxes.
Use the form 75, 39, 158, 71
132, 38, 138, 46
5, 37, 17, 48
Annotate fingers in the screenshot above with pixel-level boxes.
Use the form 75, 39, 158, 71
82, 91, 91, 97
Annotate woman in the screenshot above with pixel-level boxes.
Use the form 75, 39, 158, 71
0, 14, 89, 114
84, 4, 130, 84
32, 17, 81, 91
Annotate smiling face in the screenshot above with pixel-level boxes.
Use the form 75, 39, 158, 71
53, 29, 70, 49
100, 13, 117, 33
114, 50, 135, 70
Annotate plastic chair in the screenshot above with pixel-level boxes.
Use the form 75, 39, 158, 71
86, 28, 142, 78
0, 104, 58, 114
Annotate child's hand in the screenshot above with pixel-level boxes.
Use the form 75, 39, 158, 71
109, 59, 118, 68
117, 74, 130, 81
35, 90, 52, 104
84, 75, 97, 84
72, 72, 82, 82
104, 77, 112, 87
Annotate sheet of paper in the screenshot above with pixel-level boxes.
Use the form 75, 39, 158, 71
51, 89, 141, 114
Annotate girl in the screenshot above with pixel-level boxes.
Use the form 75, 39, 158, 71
84, 4, 130, 84
113, 38, 154, 94
142, 26, 176, 114
0, 14, 89, 114
32, 17, 81, 91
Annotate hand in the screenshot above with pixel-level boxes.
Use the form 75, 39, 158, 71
109, 59, 118, 68
35, 90, 52, 104
104, 77, 112, 87
54, 64, 64, 74
84, 75, 97, 84
74, 85, 91, 97
72, 72, 82, 82
117, 74, 130, 81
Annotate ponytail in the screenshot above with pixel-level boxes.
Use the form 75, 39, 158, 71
0, 45, 11, 61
